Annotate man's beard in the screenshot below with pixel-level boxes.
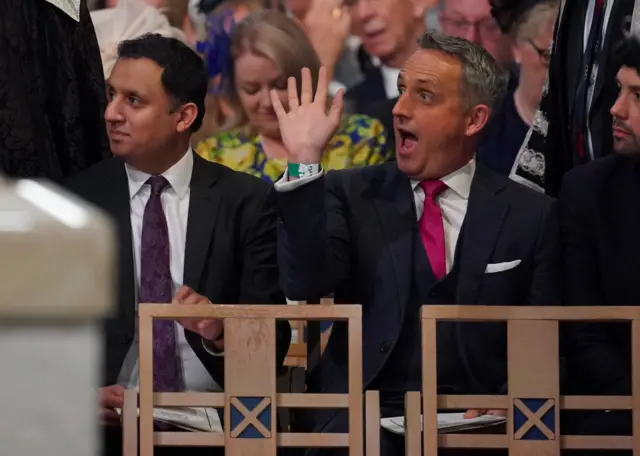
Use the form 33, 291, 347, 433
613, 119, 640, 156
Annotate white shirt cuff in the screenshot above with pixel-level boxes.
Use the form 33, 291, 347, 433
202, 339, 224, 357
274, 169, 324, 192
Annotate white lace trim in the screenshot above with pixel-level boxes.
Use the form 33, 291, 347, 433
45, 0, 80, 22
532, 110, 549, 136
516, 146, 546, 179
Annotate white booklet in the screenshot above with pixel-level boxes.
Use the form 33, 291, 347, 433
115, 407, 223, 432
381, 413, 506, 435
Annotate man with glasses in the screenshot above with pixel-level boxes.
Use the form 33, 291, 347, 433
439, 0, 514, 67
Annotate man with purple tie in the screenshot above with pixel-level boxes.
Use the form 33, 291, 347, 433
271, 31, 560, 456
67, 33, 290, 456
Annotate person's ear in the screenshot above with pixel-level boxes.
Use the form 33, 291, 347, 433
464, 104, 490, 137
175, 102, 198, 133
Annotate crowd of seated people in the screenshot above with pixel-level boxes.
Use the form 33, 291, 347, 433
4, 0, 640, 455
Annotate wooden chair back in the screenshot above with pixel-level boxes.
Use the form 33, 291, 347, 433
284, 297, 334, 368
401, 305, 640, 456
124, 303, 368, 456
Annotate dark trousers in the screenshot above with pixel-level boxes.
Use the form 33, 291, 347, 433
561, 410, 631, 456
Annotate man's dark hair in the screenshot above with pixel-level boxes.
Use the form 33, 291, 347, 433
613, 34, 640, 76
117, 34, 208, 133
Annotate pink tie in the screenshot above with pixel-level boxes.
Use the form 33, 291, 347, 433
419, 180, 448, 280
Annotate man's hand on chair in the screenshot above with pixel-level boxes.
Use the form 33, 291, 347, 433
464, 409, 507, 419
99, 385, 125, 426
174, 285, 223, 344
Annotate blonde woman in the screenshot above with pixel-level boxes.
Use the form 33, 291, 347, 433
196, 9, 390, 184
91, 0, 186, 78
190, 0, 263, 144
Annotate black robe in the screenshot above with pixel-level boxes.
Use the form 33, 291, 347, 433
0, 0, 110, 181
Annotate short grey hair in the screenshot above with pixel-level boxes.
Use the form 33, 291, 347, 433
416, 30, 508, 119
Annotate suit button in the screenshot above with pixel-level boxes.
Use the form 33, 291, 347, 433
380, 342, 391, 353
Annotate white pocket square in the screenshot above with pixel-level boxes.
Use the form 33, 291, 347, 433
485, 260, 521, 273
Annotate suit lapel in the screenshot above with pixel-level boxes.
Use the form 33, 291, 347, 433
369, 164, 416, 320
457, 166, 509, 304
111, 164, 136, 328
183, 153, 222, 290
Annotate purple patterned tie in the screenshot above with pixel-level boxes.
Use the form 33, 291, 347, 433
139, 176, 181, 392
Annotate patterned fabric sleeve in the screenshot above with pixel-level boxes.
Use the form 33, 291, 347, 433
195, 133, 222, 162
352, 116, 392, 165
324, 114, 391, 170
509, 77, 549, 193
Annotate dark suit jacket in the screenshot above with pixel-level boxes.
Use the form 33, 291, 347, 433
66, 153, 291, 389
558, 154, 640, 396
276, 162, 560, 436
344, 68, 388, 115
542, 0, 633, 196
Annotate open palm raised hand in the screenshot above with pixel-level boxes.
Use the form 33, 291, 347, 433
269, 66, 344, 164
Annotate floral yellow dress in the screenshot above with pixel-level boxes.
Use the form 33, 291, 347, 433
195, 114, 390, 183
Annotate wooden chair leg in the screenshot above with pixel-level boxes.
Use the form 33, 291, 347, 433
365, 390, 381, 456
405, 391, 421, 456
122, 389, 138, 456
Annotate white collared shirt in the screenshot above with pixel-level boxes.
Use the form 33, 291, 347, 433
380, 65, 401, 99
411, 159, 475, 272
371, 56, 401, 99
116, 150, 221, 392
275, 158, 476, 273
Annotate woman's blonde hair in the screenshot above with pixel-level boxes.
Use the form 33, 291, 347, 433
222, 9, 323, 132
512, 0, 559, 42
190, 0, 263, 144
91, 0, 185, 78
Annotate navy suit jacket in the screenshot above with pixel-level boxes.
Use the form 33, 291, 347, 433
344, 68, 388, 115
559, 154, 640, 396
275, 162, 560, 436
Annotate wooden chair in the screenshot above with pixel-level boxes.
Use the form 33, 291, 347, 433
123, 303, 376, 456
401, 305, 640, 456
284, 297, 334, 369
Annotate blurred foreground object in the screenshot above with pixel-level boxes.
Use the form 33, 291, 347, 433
0, 175, 116, 456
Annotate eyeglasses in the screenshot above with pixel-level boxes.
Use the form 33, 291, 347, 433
527, 39, 551, 67
342, 0, 386, 7
439, 16, 502, 41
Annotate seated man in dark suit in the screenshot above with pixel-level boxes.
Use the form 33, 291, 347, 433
558, 35, 640, 448
268, 30, 560, 456
66, 33, 291, 456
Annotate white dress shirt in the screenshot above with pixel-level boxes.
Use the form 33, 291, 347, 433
116, 150, 221, 392
370, 56, 401, 99
275, 159, 476, 272
411, 159, 475, 272
380, 65, 401, 99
